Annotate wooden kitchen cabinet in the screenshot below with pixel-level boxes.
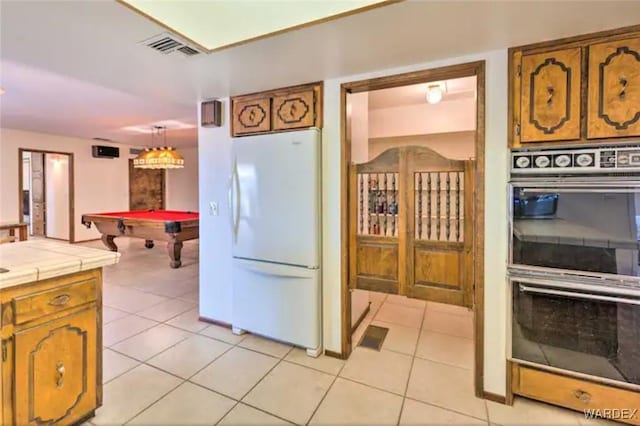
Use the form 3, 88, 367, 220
509, 25, 640, 148
519, 48, 582, 143
588, 36, 640, 139
231, 82, 322, 137
232, 97, 271, 135
272, 89, 316, 131
1, 269, 102, 425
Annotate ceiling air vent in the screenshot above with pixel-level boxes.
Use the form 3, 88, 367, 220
141, 33, 202, 57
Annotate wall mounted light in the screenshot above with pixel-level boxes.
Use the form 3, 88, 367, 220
425, 84, 443, 104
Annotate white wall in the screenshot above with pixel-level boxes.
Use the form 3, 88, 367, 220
197, 50, 509, 396
166, 147, 199, 212
0, 128, 199, 242
44, 153, 70, 240
197, 101, 234, 323
369, 97, 476, 139
346, 92, 370, 325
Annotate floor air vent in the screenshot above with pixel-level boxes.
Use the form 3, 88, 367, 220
358, 325, 389, 351
141, 33, 202, 57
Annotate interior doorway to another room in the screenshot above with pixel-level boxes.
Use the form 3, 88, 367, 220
341, 62, 486, 397
19, 149, 74, 242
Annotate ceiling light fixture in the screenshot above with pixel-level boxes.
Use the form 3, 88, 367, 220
425, 84, 443, 104
133, 126, 184, 169
0, 87, 5, 95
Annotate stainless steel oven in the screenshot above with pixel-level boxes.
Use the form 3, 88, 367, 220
508, 145, 640, 388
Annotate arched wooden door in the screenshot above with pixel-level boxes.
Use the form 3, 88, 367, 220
349, 146, 475, 307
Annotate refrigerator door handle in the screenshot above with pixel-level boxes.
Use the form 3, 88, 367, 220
233, 160, 240, 241
227, 174, 234, 231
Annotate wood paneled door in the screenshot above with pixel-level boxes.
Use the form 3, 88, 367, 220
30, 152, 46, 237
349, 146, 474, 307
128, 160, 165, 211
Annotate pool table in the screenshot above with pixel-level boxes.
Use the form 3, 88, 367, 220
81, 210, 199, 268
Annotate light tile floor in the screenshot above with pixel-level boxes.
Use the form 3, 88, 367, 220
79, 237, 609, 425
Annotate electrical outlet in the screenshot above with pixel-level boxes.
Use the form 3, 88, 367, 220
209, 201, 218, 216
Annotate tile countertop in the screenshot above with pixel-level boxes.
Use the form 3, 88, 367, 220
0, 239, 120, 289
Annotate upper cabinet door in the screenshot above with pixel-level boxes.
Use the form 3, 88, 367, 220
520, 48, 582, 142
232, 97, 271, 135
272, 90, 316, 131
588, 37, 640, 139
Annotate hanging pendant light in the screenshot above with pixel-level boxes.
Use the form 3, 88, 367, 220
133, 126, 184, 169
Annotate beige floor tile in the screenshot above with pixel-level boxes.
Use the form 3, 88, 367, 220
423, 309, 473, 338
147, 334, 232, 378
406, 358, 486, 420
103, 285, 169, 313
219, 403, 292, 425
111, 324, 191, 361
371, 320, 420, 355
386, 294, 427, 309
487, 398, 582, 425
352, 315, 373, 346
375, 302, 424, 329
128, 382, 235, 425
427, 301, 473, 317
136, 298, 195, 322
178, 290, 199, 302
92, 364, 182, 425
415, 330, 474, 369
310, 377, 403, 426
166, 307, 209, 333
243, 362, 334, 425
134, 279, 197, 298
369, 291, 388, 305
200, 324, 247, 344
285, 348, 345, 375
190, 346, 278, 399
239, 334, 293, 358
102, 306, 129, 324
102, 348, 139, 383
103, 315, 158, 347
340, 347, 413, 395
401, 398, 487, 425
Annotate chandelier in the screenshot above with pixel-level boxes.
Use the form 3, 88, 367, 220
133, 126, 184, 169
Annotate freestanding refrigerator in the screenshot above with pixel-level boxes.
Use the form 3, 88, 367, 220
229, 128, 322, 357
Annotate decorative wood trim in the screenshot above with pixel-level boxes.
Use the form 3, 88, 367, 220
116, 0, 402, 53
340, 61, 487, 398
350, 303, 371, 333
18, 149, 75, 243
324, 349, 347, 360
483, 391, 507, 404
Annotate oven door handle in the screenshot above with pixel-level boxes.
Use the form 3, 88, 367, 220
519, 284, 640, 305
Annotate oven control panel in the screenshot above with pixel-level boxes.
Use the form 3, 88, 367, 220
512, 146, 640, 174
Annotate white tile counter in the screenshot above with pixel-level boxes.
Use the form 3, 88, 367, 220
0, 239, 120, 288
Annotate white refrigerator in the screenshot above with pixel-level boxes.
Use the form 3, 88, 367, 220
229, 128, 322, 356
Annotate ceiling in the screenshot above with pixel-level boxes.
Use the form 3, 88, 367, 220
121, 0, 390, 51
368, 76, 476, 110
1, 1, 639, 148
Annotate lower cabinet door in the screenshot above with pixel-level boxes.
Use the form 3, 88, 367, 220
13, 308, 97, 425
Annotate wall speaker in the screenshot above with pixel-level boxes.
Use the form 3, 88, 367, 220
92, 145, 120, 158
201, 100, 223, 127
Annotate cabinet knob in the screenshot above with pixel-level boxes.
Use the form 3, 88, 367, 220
619, 76, 627, 99
547, 86, 555, 107
574, 389, 591, 403
56, 361, 65, 388
48, 294, 71, 307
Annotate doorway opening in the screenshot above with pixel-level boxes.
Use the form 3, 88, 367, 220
18, 149, 74, 242
340, 61, 487, 398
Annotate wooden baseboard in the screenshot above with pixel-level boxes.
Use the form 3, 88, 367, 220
483, 391, 507, 404
324, 350, 347, 360
350, 303, 371, 333
198, 316, 232, 328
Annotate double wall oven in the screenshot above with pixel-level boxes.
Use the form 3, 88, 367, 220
509, 145, 640, 389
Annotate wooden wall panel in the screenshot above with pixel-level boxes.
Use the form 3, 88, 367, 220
414, 249, 461, 288
129, 160, 165, 211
